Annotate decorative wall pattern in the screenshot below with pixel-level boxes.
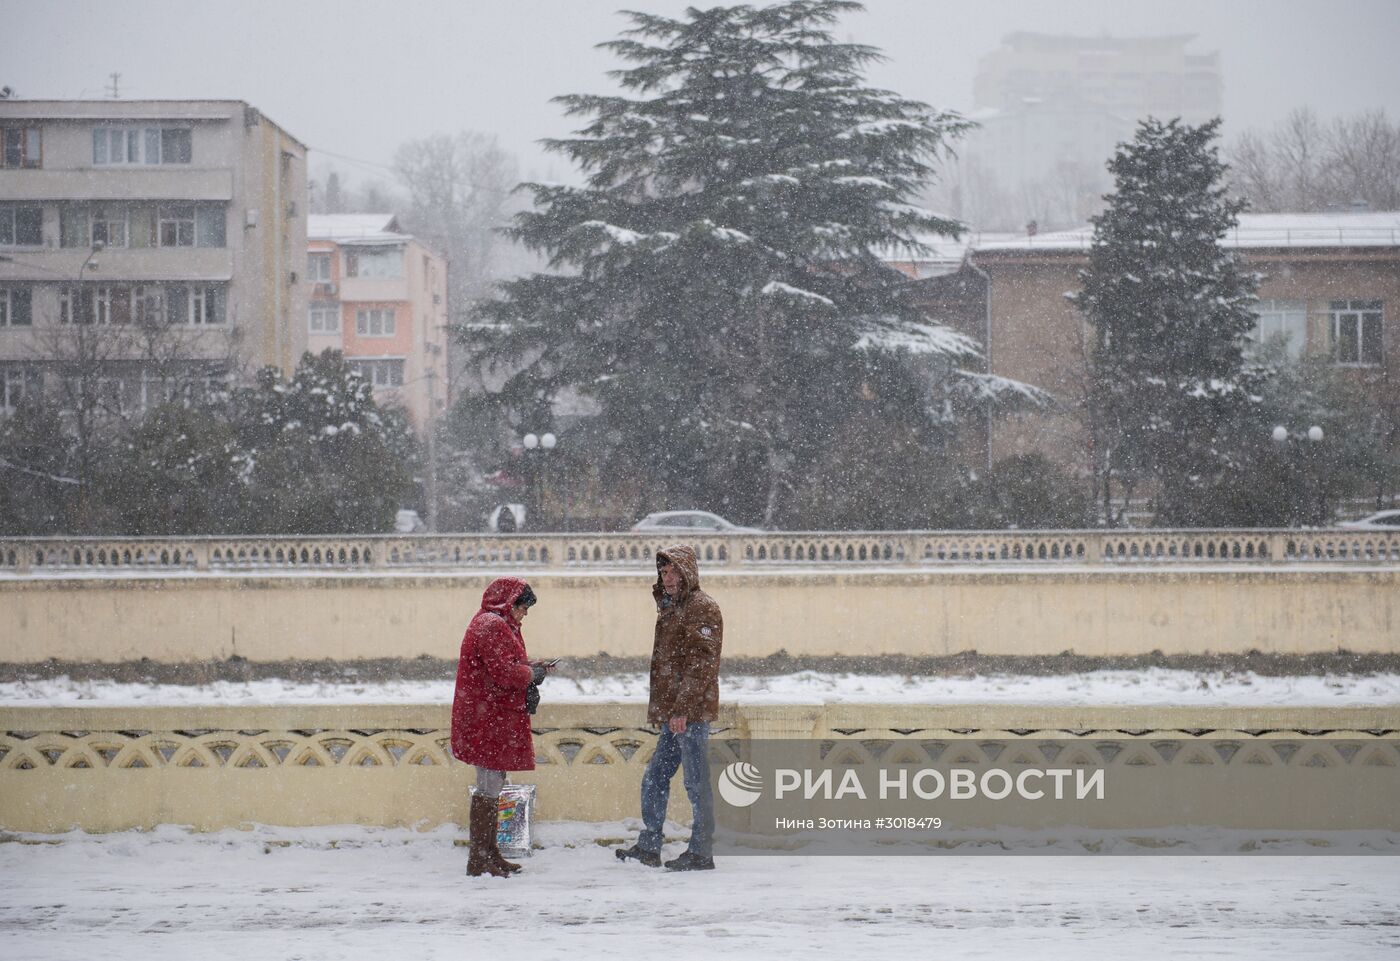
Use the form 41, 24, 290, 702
3, 723, 1393, 773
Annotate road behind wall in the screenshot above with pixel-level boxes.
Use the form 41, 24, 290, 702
2, 565, 1397, 662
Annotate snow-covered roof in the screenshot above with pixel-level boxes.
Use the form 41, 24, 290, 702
307, 214, 411, 246
970, 212, 1400, 254
879, 233, 977, 278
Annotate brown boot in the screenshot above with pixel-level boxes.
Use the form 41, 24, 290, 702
484, 797, 522, 874
490, 838, 522, 875
467, 795, 510, 878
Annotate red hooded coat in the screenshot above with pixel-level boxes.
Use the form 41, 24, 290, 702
450, 577, 537, 771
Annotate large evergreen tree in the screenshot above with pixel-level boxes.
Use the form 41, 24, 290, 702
470, 0, 1027, 526
1077, 117, 1261, 525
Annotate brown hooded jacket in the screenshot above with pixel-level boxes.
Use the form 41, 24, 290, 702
647, 544, 723, 725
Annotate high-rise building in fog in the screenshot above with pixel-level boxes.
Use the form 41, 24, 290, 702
954, 33, 1223, 231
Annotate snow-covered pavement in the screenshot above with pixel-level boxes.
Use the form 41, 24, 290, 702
2, 822, 1397, 960
4, 668, 1398, 707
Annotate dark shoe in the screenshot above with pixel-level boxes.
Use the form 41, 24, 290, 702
467, 795, 510, 878
614, 843, 661, 867
664, 850, 715, 872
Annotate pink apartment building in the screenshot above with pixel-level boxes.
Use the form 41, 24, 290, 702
305, 214, 448, 430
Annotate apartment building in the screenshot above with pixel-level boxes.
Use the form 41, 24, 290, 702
0, 99, 306, 412
306, 214, 448, 429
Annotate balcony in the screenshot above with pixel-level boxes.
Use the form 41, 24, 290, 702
0, 167, 234, 202
0, 246, 234, 283
339, 276, 409, 303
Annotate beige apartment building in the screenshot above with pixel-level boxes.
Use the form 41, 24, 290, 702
306, 214, 449, 429
0, 99, 307, 412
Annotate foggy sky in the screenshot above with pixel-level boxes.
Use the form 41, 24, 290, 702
4, 0, 1398, 187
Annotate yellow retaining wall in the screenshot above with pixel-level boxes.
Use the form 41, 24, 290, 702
1, 566, 1398, 662
1, 703, 1395, 834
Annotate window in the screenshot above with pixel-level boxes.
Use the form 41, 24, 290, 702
60, 208, 90, 248
1249, 299, 1308, 360
60, 286, 131, 325
69, 204, 223, 249
0, 205, 43, 246
133, 285, 186, 327
307, 252, 332, 283
195, 206, 226, 247
356, 308, 396, 337
185, 285, 226, 325
1329, 300, 1383, 366
0, 287, 33, 327
158, 205, 195, 248
2, 127, 41, 168
92, 126, 191, 165
344, 247, 403, 278
98, 287, 131, 325
91, 206, 128, 248
1, 365, 41, 412
59, 283, 225, 326
160, 128, 192, 164
351, 358, 405, 387
309, 304, 340, 333
92, 128, 141, 165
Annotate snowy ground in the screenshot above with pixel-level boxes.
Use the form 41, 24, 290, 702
2, 822, 1398, 960
3, 668, 1398, 707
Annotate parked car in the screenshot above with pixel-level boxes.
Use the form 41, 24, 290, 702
394, 509, 427, 533
630, 510, 763, 534
1338, 509, 1400, 530
489, 503, 526, 533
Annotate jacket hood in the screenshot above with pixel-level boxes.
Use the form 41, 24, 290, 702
479, 577, 530, 618
654, 544, 700, 605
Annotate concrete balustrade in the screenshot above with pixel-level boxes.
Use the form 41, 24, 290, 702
3, 529, 1399, 575
1, 703, 1394, 834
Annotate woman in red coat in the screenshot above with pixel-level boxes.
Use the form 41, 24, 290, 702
451, 577, 552, 877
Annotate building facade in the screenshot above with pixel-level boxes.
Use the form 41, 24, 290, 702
0, 99, 307, 412
306, 214, 449, 429
935, 213, 1400, 476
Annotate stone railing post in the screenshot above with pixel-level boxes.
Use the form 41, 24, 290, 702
893, 534, 918, 565
15, 545, 31, 576
1084, 532, 1104, 564
1268, 532, 1290, 564
728, 537, 746, 568
192, 541, 211, 572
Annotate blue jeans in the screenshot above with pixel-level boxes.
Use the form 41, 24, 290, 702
638, 721, 714, 857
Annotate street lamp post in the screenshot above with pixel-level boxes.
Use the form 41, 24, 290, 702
521, 430, 557, 530
1272, 424, 1327, 526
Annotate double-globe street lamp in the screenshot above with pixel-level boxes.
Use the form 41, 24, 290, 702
520, 431, 557, 530
1271, 423, 1328, 526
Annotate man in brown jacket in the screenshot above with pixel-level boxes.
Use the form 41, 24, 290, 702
616, 544, 722, 871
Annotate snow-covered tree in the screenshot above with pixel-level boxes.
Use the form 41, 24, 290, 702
469, 0, 1029, 526
1077, 117, 1261, 525
231, 350, 416, 533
